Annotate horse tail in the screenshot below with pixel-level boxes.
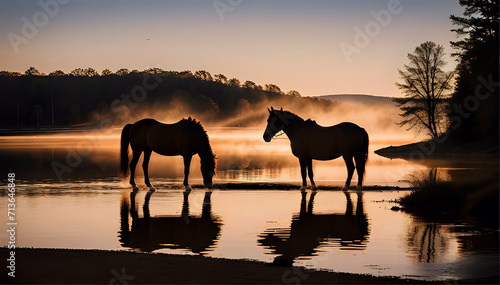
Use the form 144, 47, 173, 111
119, 124, 132, 178
354, 128, 369, 182
360, 129, 369, 171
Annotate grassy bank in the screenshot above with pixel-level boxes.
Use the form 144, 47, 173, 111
397, 171, 499, 228
376, 137, 498, 227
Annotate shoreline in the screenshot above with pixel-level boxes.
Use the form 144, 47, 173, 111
195, 183, 414, 191
11, 179, 415, 192
2, 247, 483, 284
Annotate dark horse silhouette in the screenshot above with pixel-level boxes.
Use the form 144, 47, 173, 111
263, 107, 369, 191
258, 191, 369, 264
119, 118, 217, 191
119, 190, 221, 253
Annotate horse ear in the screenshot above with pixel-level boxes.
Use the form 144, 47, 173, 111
267, 107, 271, 113
280, 107, 283, 111
271, 106, 275, 111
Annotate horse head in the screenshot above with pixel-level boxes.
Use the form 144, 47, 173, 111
201, 155, 217, 189
263, 107, 295, 142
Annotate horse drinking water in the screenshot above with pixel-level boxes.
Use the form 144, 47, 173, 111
119, 118, 217, 191
263, 107, 368, 191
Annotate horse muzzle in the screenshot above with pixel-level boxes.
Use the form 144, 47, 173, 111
263, 133, 272, 142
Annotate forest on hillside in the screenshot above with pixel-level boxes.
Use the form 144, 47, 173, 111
0, 68, 334, 128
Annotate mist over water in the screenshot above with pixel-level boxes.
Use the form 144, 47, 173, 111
0, 129, 419, 186
0, 98, 425, 185
105, 96, 423, 141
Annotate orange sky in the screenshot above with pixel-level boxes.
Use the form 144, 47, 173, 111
0, 0, 463, 97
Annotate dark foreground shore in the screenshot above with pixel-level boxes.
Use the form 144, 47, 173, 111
2, 248, 498, 284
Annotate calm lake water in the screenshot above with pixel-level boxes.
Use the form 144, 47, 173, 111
0, 128, 498, 281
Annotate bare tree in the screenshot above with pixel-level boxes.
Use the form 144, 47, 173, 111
393, 41, 454, 138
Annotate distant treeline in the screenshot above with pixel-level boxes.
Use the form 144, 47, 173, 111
0, 67, 334, 128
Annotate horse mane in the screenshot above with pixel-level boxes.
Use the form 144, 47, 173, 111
276, 109, 304, 122
305, 118, 317, 125
181, 117, 217, 160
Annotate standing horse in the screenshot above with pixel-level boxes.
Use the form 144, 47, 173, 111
119, 118, 217, 191
263, 107, 368, 191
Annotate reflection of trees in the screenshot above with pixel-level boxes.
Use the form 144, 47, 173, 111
405, 215, 499, 264
402, 164, 499, 262
403, 167, 452, 263
404, 215, 451, 263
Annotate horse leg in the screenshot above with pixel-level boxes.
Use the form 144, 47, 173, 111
344, 191, 353, 215
202, 191, 213, 219
342, 156, 355, 191
183, 155, 192, 192
182, 190, 190, 224
142, 149, 155, 192
355, 192, 364, 215
307, 190, 317, 214
354, 153, 365, 191
299, 191, 307, 216
299, 158, 307, 191
129, 148, 142, 191
307, 159, 317, 190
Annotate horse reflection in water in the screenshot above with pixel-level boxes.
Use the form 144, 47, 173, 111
119, 190, 222, 254
258, 191, 369, 265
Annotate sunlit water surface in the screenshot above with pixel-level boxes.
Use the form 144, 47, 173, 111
0, 130, 498, 281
